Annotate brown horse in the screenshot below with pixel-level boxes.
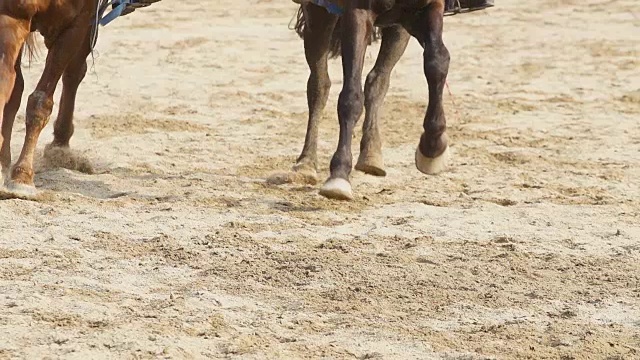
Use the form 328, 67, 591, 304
0, 1, 159, 199
0, 0, 103, 198
288, 0, 452, 200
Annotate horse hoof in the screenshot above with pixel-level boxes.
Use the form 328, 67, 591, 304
267, 162, 318, 185
266, 170, 318, 186
355, 156, 386, 177
292, 161, 319, 184
356, 149, 386, 177
2, 181, 39, 200
355, 162, 386, 177
42, 144, 94, 174
415, 146, 449, 175
319, 178, 353, 200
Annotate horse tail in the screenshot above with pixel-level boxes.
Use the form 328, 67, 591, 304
293, 6, 343, 60
22, 32, 39, 66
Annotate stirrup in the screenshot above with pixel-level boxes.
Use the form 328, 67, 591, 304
117, 0, 160, 15
101, 0, 160, 26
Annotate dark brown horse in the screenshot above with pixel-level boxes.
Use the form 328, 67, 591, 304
287, 0, 453, 200
0, 0, 156, 199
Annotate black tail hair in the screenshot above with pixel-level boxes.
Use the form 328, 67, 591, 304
293, 6, 380, 60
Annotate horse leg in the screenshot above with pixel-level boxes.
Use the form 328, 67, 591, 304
293, 4, 339, 183
355, 25, 410, 176
41, 39, 94, 174
8, 24, 89, 196
47, 50, 88, 149
1, 46, 25, 185
319, 8, 375, 200
410, 1, 450, 174
0, 16, 30, 186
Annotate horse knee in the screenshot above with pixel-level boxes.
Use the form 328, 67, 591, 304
423, 42, 450, 80
26, 91, 53, 129
365, 69, 391, 100
337, 88, 364, 124
318, 71, 331, 93
365, 70, 381, 92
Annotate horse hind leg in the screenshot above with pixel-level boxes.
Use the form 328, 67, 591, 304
43, 48, 94, 174
355, 25, 410, 177
0, 16, 30, 187
293, 6, 339, 179
50, 54, 88, 148
267, 4, 338, 186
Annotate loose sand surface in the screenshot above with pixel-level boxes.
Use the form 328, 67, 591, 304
1, 0, 639, 358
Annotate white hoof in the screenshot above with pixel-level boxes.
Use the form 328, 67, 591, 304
319, 178, 353, 201
415, 146, 450, 175
4, 181, 39, 200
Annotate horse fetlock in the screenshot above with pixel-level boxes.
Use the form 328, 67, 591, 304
418, 131, 448, 158
10, 164, 34, 185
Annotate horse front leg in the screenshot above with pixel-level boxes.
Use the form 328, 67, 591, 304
8, 23, 90, 197
1, 46, 25, 185
319, 7, 376, 200
410, 0, 450, 175
0, 16, 30, 187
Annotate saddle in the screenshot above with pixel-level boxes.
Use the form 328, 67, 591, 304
292, 0, 494, 16
293, 0, 345, 15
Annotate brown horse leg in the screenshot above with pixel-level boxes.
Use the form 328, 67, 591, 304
355, 25, 410, 177
293, 5, 339, 182
319, 8, 376, 200
8, 25, 89, 196
410, 1, 450, 174
48, 50, 89, 148
0, 16, 30, 185
1, 46, 24, 184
